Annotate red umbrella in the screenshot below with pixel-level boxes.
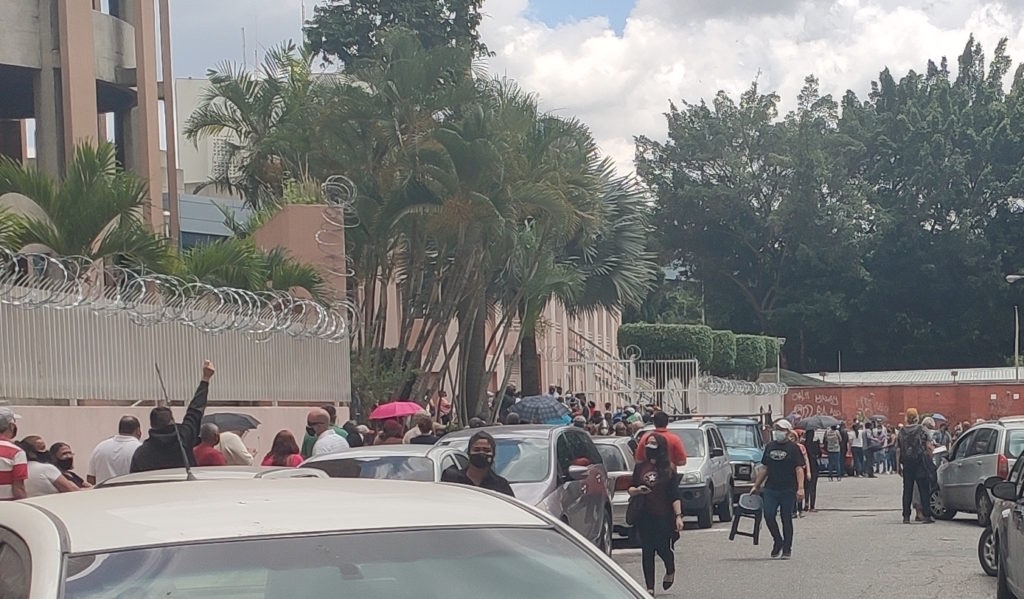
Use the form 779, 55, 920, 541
370, 401, 424, 420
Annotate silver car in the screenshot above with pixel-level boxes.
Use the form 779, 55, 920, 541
592, 436, 637, 539
437, 425, 614, 554
97, 465, 327, 488
301, 444, 469, 481
638, 420, 734, 529
934, 417, 1024, 525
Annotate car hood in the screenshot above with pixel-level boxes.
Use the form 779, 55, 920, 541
727, 447, 763, 463
511, 481, 550, 507
677, 456, 706, 474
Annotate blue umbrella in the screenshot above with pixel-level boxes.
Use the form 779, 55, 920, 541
931, 413, 947, 422
510, 395, 569, 424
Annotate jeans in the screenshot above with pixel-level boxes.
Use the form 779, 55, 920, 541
761, 488, 796, 551
852, 447, 864, 475
864, 449, 876, 476
886, 448, 897, 473
805, 472, 818, 509
901, 461, 933, 520
827, 451, 842, 479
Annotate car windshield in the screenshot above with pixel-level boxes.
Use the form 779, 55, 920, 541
666, 429, 705, 457
441, 437, 551, 483
303, 456, 434, 481
716, 425, 759, 449
595, 444, 626, 472
1007, 430, 1024, 460
63, 528, 639, 598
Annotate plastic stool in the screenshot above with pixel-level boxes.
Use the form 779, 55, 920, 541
729, 493, 763, 545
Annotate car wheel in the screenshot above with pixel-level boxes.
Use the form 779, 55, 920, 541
931, 489, 957, 521
979, 528, 999, 577
997, 551, 1017, 599
697, 492, 714, 529
977, 489, 993, 528
599, 508, 614, 556
716, 488, 734, 523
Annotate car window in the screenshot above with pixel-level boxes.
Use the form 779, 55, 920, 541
440, 456, 457, 472
0, 528, 31, 599
666, 429, 705, 457
1009, 455, 1024, 486
717, 425, 759, 449
556, 434, 572, 475
304, 456, 435, 481
712, 429, 726, 451
1005, 430, 1024, 460
952, 432, 974, 460
968, 429, 996, 457
63, 528, 643, 599
564, 431, 600, 467
596, 445, 626, 472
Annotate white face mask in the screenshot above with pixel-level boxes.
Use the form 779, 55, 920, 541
772, 430, 788, 442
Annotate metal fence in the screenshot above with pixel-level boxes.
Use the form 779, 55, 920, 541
561, 357, 700, 412
0, 295, 350, 406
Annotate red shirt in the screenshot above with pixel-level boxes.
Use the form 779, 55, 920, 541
635, 428, 688, 467
193, 444, 227, 466
0, 440, 27, 500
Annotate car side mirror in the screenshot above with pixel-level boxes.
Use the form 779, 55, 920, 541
567, 465, 589, 481
984, 476, 1003, 491
711, 448, 725, 458
992, 482, 1018, 502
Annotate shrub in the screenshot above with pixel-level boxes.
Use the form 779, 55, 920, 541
763, 336, 780, 369
734, 335, 766, 380
618, 323, 714, 365
710, 330, 737, 376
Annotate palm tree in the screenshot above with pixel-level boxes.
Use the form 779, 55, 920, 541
174, 237, 325, 298
0, 143, 169, 269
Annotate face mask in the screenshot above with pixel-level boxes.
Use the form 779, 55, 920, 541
305, 426, 317, 437
772, 431, 788, 442
56, 458, 74, 471
469, 453, 493, 469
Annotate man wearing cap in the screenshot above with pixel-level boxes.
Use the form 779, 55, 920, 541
0, 407, 27, 500
751, 419, 805, 559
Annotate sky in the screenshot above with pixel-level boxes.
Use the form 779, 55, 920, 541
169, 0, 1024, 174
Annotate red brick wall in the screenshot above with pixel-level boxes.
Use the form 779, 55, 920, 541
785, 384, 1024, 425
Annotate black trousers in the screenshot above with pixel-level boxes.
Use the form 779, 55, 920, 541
637, 514, 675, 590
804, 471, 819, 509
902, 461, 933, 519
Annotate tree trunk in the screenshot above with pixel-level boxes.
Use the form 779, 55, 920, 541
520, 330, 541, 396
459, 300, 487, 419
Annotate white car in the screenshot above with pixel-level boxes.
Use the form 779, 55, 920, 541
96, 465, 327, 488
0, 478, 650, 598
301, 444, 469, 481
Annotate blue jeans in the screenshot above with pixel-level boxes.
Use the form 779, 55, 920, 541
852, 447, 864, 475
827, 451, 842, 478
761, 488, 796, 551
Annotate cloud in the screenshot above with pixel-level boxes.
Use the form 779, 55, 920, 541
480, 0, 1024, 175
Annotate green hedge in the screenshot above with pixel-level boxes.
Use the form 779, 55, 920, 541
763, 337, 780, 369
709, 330, 737, 376
734, 335, 766, 379
618, 323, 714, 365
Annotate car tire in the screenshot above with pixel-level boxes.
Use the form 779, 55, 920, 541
716, 488, 733, 523
977, 489, 993, 528
931, 489, 957, 521
697, 493, 714, 529
979, 528, 999, 578
997, 551, 1017, 599
598, 508, 613, 556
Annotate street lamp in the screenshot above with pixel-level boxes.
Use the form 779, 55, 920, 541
1008, 274, 1024, 382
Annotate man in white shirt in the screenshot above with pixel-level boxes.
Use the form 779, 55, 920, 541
307, 408, 349, 456
88, 416, 142, 485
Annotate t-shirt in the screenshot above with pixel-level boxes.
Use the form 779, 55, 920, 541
441, 466, 515, 497
88, 435, 141, 484
193, 444, 227, 466
631, 461, 682, 518
25, 461, 63, 497
635, 429, 688, 467
312, 430, 350, 456
0, 440, 28, 500
761, 441, 803, 491
300, 426, 348, 459
824, 430, 841, 453
261, 453, 303, 467
849, 429, 864, 448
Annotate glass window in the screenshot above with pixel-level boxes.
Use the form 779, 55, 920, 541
442, 437, 552, 483
453, 453, 469, 470
63, 528, 643, 599
667, 429, 705, 457
952, 432, 974, 460
716, 425, 759, 449
595, 445, 626, 472
304, 456, 435, 481
968, 429, 996, 457
1005, 430, 1024, 460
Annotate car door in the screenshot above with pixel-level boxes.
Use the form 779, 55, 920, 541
0, 527, 31, 599
965, 428, 998, 505
554, 432, 588, 536
1007, 468, 1024, 596
566, 430, 608, 543
943, 431, 975, 510
705, 428, 727, 502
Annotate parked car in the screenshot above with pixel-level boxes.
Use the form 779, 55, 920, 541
436, 425, 614, 554
301, 444, 469, 481
637, 419, 734, 529
991, 462, 1024, 598
933, 417, 1024, 525
592, 436, 636, 540
980, 452, 1024, 578
709, 417, 765, 501
0, 478, 651, 597
96, 465, 327, 488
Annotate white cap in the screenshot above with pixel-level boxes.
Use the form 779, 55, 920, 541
774, 418, 794, 431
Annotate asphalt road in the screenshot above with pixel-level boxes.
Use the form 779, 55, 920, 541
612, 474, 996, 598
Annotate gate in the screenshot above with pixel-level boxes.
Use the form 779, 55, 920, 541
561, 357, 699, 413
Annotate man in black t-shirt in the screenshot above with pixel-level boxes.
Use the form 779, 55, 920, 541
751, 419, 805, 560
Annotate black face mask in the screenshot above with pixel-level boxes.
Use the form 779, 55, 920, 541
56, 458, 74, 471
306, 426, 317, 437
469, 453, 493, 469
646, 446, 664, 461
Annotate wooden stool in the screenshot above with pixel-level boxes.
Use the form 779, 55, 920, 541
729, 494, 763, 545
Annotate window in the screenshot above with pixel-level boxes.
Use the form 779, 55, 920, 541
596, 445, 627, 472
1005, 430, 1024, 460
710, 429, 726, 452
440, 456, 457, 473
968, 429, 996, 457
556, 435, 572, 475
952, 432, 974, 461
453, 453, 469, 470
0, 528, 31, 599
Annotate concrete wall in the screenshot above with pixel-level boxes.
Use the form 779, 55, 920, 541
0, 0, 42, 69
784, 383, 1024, 424
11, 405, 350, 475
693, 392, 783, 418
91, 11, 135, 84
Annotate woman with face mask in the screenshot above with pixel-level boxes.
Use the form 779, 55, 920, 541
628, 432, 683, 596
440, 431, 515, 497
49, 442, 90, 488
18, 437, 79, 497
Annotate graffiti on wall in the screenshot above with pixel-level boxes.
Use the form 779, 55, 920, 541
789, 389, 843, 419
855, 393, 888, 422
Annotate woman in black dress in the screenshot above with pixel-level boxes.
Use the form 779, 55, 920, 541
628, 432, 683, 596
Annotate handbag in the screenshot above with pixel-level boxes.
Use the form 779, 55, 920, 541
625, 493, 645, 526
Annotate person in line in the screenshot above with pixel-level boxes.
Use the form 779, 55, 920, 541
468, 417, 487, 429
300, 404, 348, 459
88, 416, 141, 485
19, 437, 78, 496
194, 423, 227, 466
503, 412, 522, 425
261, 430, 303, 467
628, 432, 682, 595
375, 419, 405, 445
218, 431, 254, 466
342, 421, 364, 447
408, 414, 440, 445
802, 429, 821, 511
432, 391, 452, 426
635, 411, 687, 467
403, 412, 431, 443
306, 408, 350, 456
824, 425, 842, 481
849, 422, 864, 476
751, 419, 805, 559
934, 420, 952, 448
839, 423, 850, 477
131, 360, 215, 473
0, 408, 27, 500
441, 431, 515, 497
790, 430, 811, 518
897, 408, 934, 524
863, 421, 880, 478
49, 442, 90, 488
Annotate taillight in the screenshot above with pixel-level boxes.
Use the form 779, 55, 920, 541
998, 454, 1009, 480
615, 476, 632, 492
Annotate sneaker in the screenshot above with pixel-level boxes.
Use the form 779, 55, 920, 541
902, 517, 911, 524
781, 550, 792, 560
771, 542, 783, 558
921, 518, 935, 524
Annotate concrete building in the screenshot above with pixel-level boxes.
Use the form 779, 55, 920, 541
0, 0, 179, 238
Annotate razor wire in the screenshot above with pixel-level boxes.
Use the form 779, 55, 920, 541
698, 374, 787, 397
0, 246, 353, 343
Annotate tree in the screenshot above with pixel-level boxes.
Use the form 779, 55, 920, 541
305, 0, 488, 66
175, 237, 326, 298
0, 143, 169, 269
